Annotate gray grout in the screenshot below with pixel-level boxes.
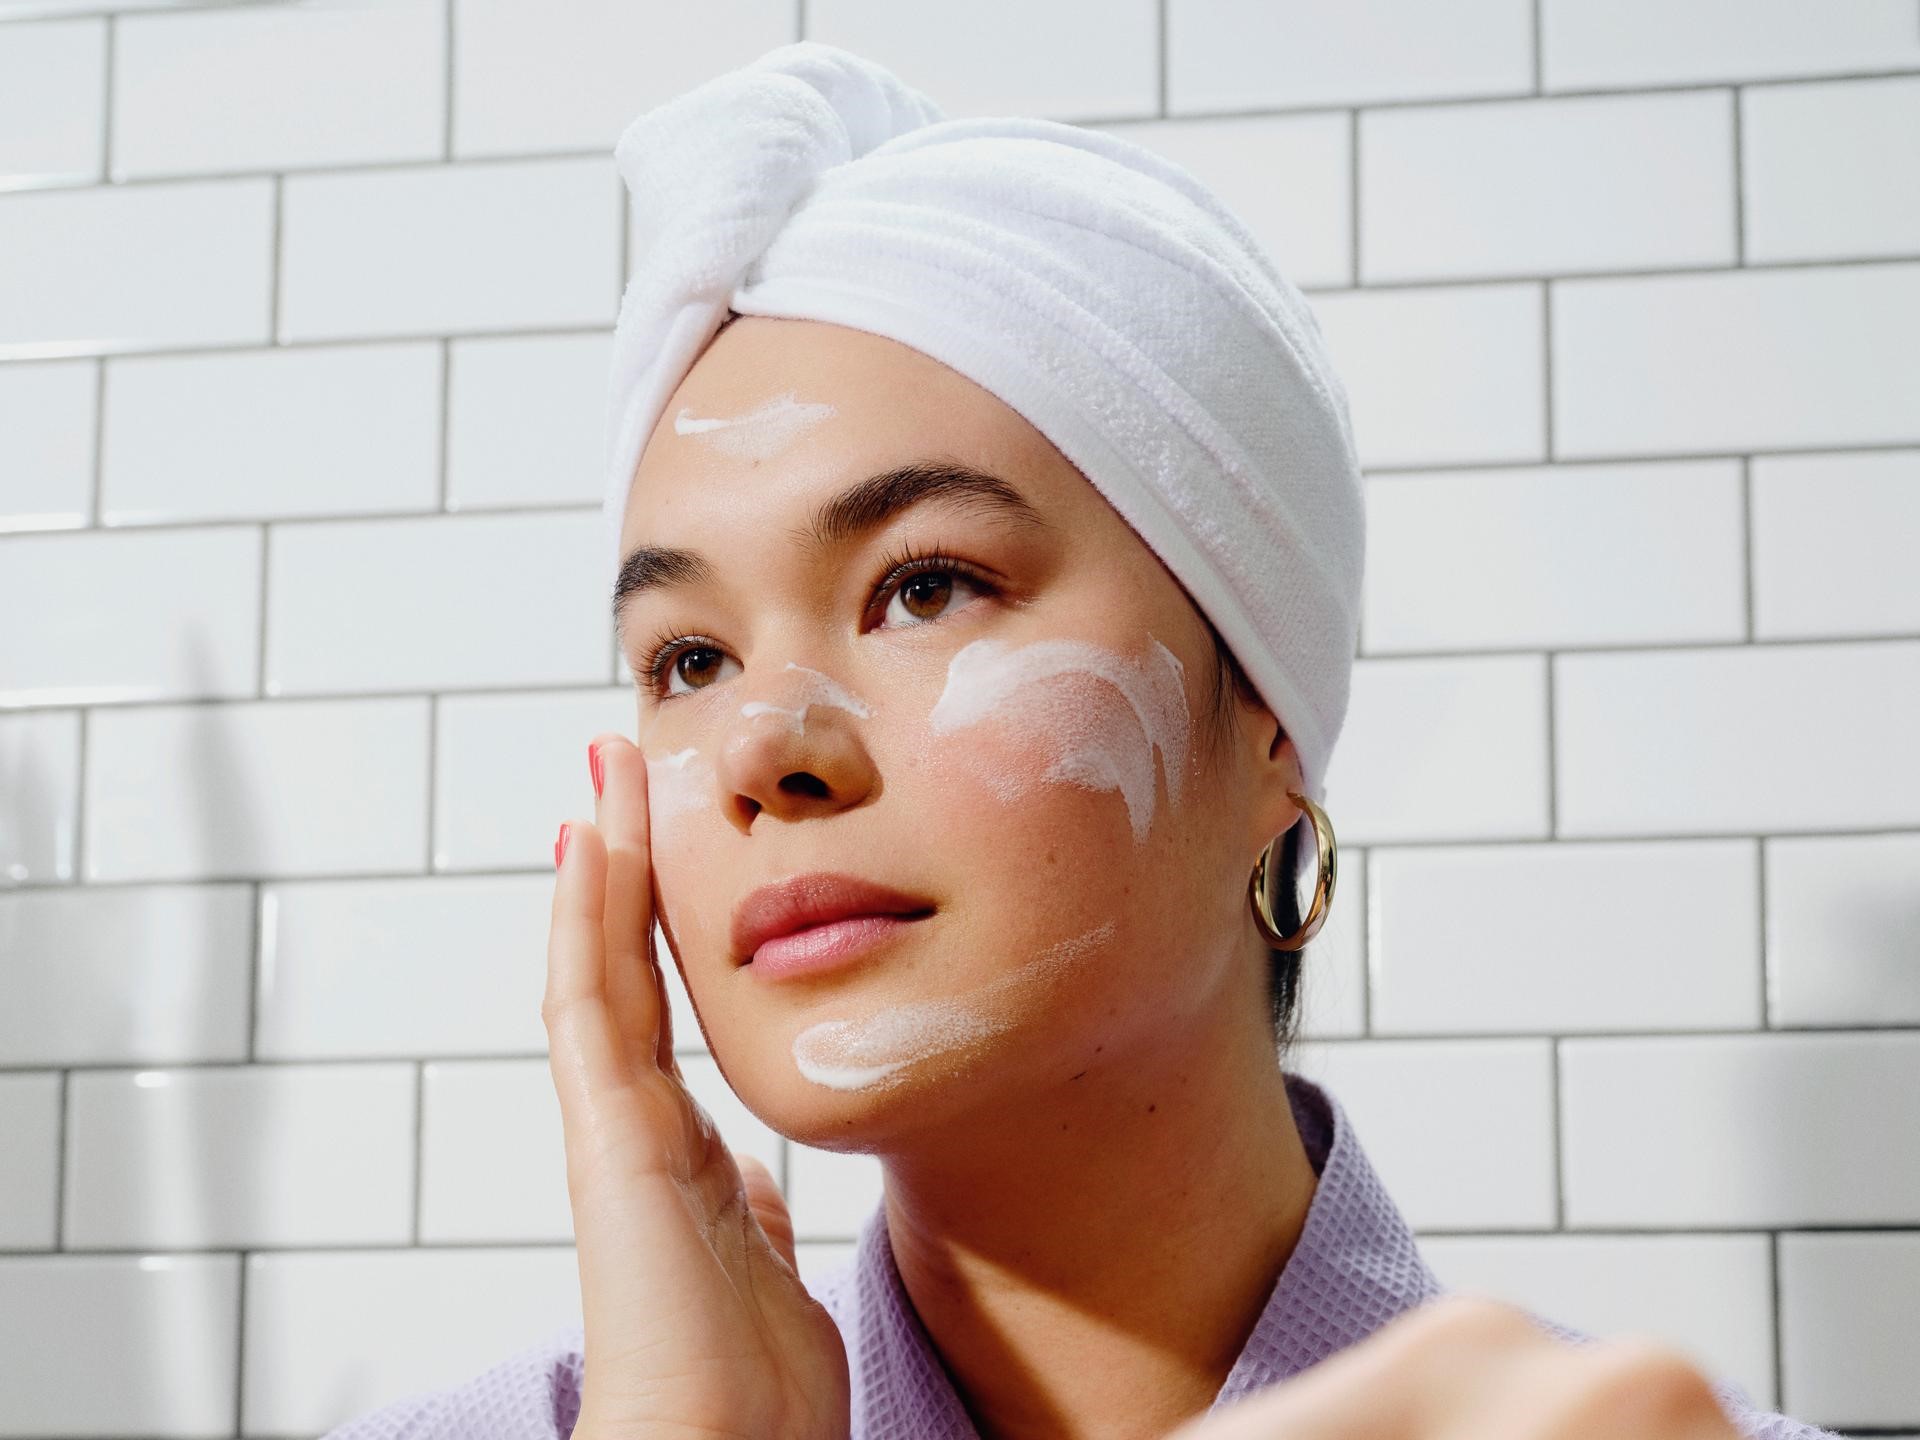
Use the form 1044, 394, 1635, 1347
1770, 1229, 1786, 1409
5, 1021, 1919, 1078
1732, 84, 1748, 265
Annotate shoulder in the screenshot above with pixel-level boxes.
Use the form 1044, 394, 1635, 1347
316, 1321, 586, 1440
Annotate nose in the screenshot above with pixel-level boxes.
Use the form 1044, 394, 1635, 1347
713, 672, 879, 832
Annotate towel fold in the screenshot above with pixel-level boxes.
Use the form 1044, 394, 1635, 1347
603, 40, 1365, 805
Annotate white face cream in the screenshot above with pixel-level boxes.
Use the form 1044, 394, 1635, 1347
791, 920, 1117, 1092
927, 634, 1193, 845
737, 662, 873, 738
673, 392, 837, 463
643, 745, 711, 829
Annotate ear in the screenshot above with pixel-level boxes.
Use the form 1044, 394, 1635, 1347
1246, 709, 1308, 857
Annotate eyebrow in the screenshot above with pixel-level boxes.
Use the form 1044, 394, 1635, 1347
610, 459, 1052, 639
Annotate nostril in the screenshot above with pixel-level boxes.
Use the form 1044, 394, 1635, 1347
778, 772, 830, 799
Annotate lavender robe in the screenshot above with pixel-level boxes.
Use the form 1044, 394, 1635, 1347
321, 1074, 1837, 1440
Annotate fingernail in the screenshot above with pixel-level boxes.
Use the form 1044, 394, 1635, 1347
588, 741, 604, 798
554, 822, 572, 869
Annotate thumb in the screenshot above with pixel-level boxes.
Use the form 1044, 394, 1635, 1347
737, 1152, 799, 1274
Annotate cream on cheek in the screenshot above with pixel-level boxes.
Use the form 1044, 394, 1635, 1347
927, 633, 1194, 844
790, 919, 1116, 1092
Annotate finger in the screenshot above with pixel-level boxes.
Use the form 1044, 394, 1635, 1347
544, 820, 632, 1129
737, 1153, 799, 1274
595, 734, 664, 1067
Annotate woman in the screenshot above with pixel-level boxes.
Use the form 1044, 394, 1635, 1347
325, 41, 1834, 1440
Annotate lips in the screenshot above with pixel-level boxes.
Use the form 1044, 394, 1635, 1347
731, 870, 936, 966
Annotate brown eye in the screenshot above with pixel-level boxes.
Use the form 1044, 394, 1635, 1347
665, 644, 739, 698
883, 567, 989, 629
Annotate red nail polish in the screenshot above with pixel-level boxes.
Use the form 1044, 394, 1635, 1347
554, 822, 571, 868
588, 741, 604, 798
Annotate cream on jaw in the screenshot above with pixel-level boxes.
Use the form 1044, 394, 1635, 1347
673, 392, 836, 462
928, 635, 1192, 844
791, 920, 1116, 1092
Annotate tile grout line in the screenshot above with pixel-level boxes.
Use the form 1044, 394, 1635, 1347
1731, 85, 1747, 266
1156, 0, 1168, 118
442, 0, 455, 162
1769, 1229, 1785, 1410
1549, 1037, 1565, 1229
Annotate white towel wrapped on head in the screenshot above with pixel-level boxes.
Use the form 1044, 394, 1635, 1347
603, 40, 1365, 806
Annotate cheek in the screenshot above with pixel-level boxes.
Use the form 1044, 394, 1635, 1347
919, 636, 1194, 848
643, 746, 721, 948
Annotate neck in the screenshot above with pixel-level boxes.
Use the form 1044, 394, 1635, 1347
875, 980, 1320, 1440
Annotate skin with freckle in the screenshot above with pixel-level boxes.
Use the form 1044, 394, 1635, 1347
619, 314, 1308, 1158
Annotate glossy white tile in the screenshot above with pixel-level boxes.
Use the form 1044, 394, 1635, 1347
1370, 839, 1762, 1034
788, 1142, 886, 1241
1779, 1231, 1920, 1429
83, 696, 431, 882
1561, 1032, 1920, 1226
0, 359, 95, 533
0, 708, 80, 884
266, 511, 611, 695
0, 526, 261, 707
810, 0, 1157, 120
256, 873, 552, 1060
1363, 460, 1745, 653
1361, 90, 1734, 283
446, 331, 611, 510
64, 1061, 417, 1248
244, 1247, 580, 1437
0, 1072, 61, 1248
0, 1252, 239, 1436
1168, 0, 1532, 110
1553, 262, 1920, 458
1314, 283, 1545, 468
1751, 449, 1920, 640
112, 0, 444, 177
279, 157, 621, 342
0, 18, 103, 188
1766, 831, 1920, 1028
0, 882, 252, 1065
0, 178, 274, 357
454, 0, 795, 155
1541, 0, 1920, 89
102, 342, 442, 525
1291, 1038, 1557, 1229
1555, 641, 1920, 836
1322, 655, 1551, 844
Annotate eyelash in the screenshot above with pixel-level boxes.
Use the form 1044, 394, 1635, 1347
635, 541, 1001, 701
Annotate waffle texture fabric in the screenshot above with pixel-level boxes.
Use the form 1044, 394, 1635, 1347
600, 39, 1366, 805
319, 1073, 1837, 1440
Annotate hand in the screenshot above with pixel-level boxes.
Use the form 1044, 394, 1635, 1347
546, 731, 850, 1440
1162, 1295, 1740, 1440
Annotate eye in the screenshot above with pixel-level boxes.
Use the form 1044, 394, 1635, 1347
881, 560, 992, 629
657, 643, 741, 701
636, 548, 1000, 703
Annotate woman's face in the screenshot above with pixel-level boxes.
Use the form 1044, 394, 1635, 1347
616, 315, 1295, 1152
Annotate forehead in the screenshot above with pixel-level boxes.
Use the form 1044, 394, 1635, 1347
620, 316, 1084, 546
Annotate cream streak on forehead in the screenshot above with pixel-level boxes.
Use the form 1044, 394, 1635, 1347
928, 635, 1193, 845
791, 920, 1117, 1092
673, 391, 836, 461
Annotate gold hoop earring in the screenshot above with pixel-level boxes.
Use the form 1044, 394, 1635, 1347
1248, 789, 1337, 952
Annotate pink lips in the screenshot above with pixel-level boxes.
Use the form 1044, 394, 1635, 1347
730, 869, 936, 978
747, 912, 930, 981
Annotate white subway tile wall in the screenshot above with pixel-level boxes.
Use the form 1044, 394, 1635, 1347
0, 3, 1913, 1436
